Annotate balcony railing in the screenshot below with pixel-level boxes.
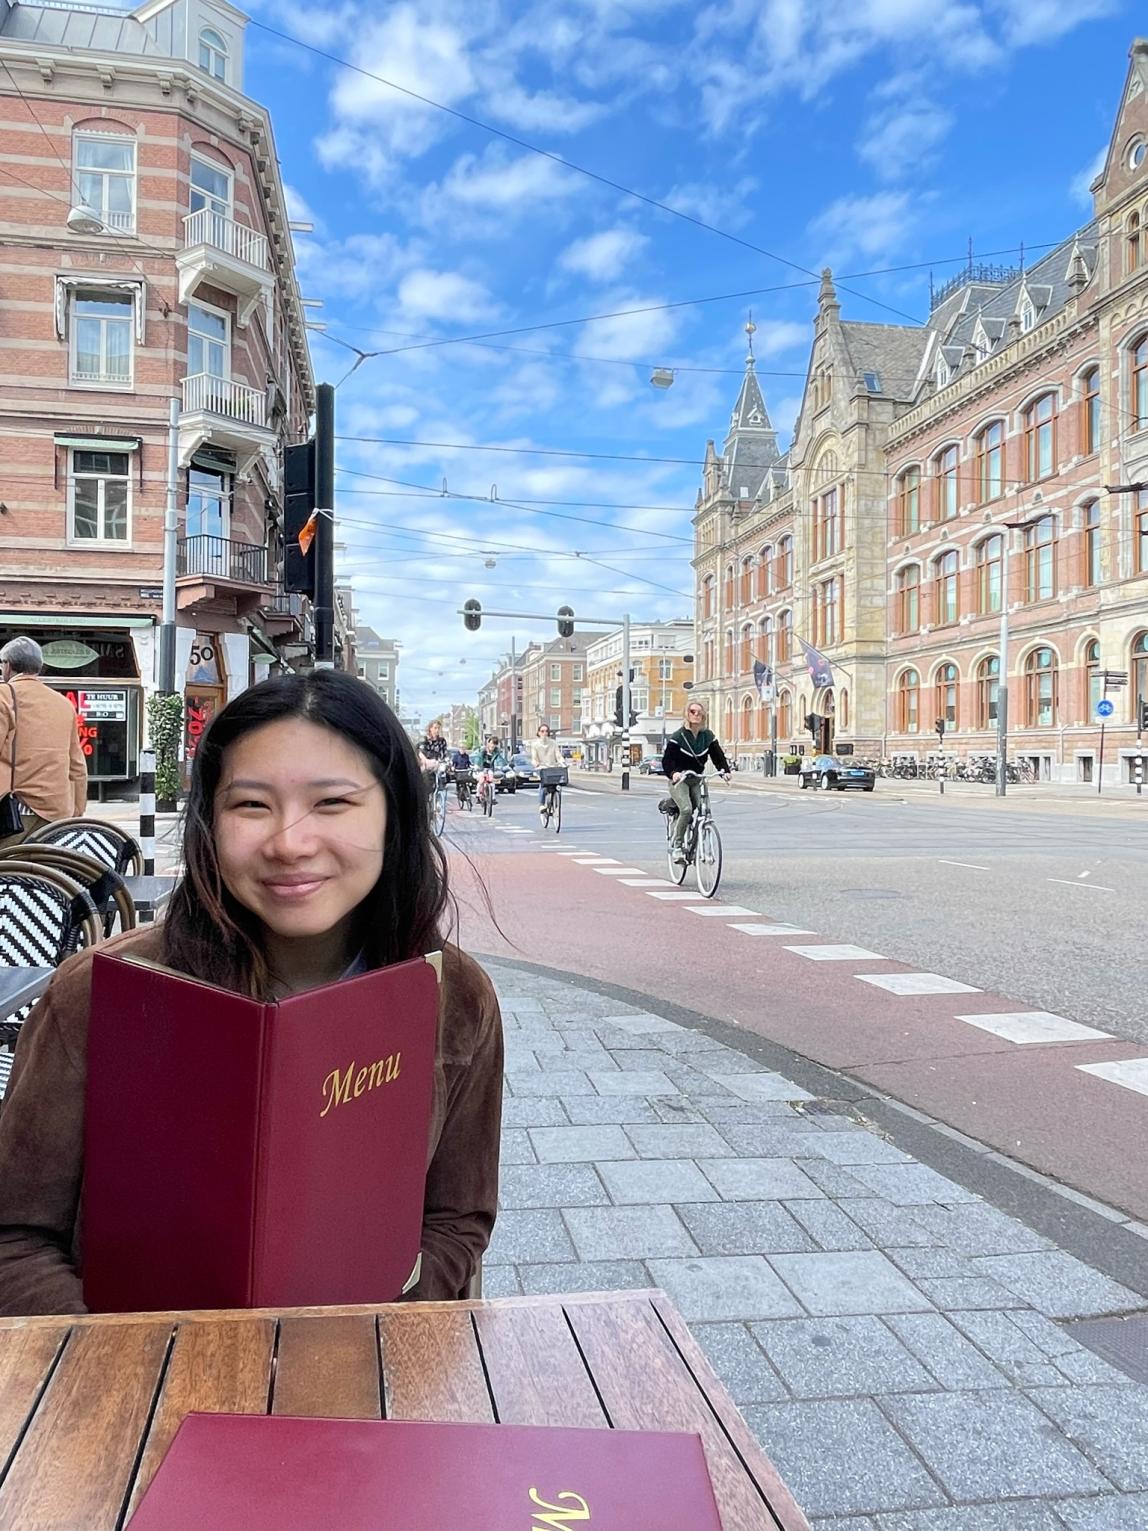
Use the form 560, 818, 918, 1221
181, 373, 268, 428
182, 208, 270, 271
265, 590, 304, 618
178, 534, 268, 585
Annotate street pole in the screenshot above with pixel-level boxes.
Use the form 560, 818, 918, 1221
158, 396, 180, 694
621, 613, 632, 792
1138, 692, 1144, 797
510, 633, 517, 754
1097, 674, 1109, 796
996, 530, 1011, 797
313, 382, 335, 669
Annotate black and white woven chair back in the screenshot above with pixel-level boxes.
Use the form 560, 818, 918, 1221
0, 871, 97, 969
26, 820, 137, 876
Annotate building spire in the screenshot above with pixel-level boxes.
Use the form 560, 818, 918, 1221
745, 311, 757, 368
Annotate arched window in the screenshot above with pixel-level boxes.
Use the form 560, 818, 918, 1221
759, 697, 770, 738
936, 663, 959, 731
1024, 515, 1056, 603
1133, 633, 1148, 720
777, 608, 792, 662
740, 557, 754, 606
1134, 334, 1148, 431
975, 422, 1004, 502
976, 534, 1003, 614
1082, 368, 1101, 455
723, 629, 734, 673
724, 696, 736, 742
758, 546, 773, 599
742, 694, 755, 740
897, 467, 920, 536
1084, 639, 1102, 721
702, 574, 715, 619
840, 689, 849, 731
1137, 487, 1148, 575
73, 128, 136, 233
976, 655, 999, 729
815, 486, 839, 560
934, 549, 960, 625
815, 578, 839, 646
1129, 210, 1142, 276
740, 623, 753, 674
760, 614, 774, 660
779, 690, 792, 739
896, 565, 920, 633
724, 564, 735, 607
199, 27, 228, 81
1023, 392, 1057, 481
1024, 647, 1058, 727
1083, 501, 1101, 588
777, 535, 793, 588
703, 636, 715, 681
898, 670, 919, 733
935, 445, 959, 520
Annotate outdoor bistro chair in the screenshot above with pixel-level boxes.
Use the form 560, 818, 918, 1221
0, 844, 136, 939
24, 817, 144, 877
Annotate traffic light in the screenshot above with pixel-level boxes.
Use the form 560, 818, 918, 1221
556, 605, 574, 638
613, 687, 639, 729
805, 713, 817, 739
935, 717, 946, 739
283, 438, 316, 597
463, 599, 482, 632
1139, 697, 1148, 734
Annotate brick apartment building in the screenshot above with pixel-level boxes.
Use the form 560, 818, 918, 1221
0, 0, 312, 793
584, 619, 695, 766
521, 632, 591, 746
693, 38, 1148, 784
354, 624, 398, 710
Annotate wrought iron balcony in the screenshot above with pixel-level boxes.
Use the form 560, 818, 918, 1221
177, 534, 268, 586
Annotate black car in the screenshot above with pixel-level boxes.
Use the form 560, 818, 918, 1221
510, 753, 540, 787
798, 754, 876, 792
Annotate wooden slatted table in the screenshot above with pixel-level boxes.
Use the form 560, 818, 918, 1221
0, 1289, 809, 1530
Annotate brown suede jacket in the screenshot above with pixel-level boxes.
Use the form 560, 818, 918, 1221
0, 925, 503, 1316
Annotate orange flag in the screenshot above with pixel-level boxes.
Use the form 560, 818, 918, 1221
297, 510, 318, 556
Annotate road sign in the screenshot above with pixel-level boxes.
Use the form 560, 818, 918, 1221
1095, 698, 1115, 719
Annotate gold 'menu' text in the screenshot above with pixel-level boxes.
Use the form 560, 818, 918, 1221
319, 1053, 401, 1118
528, 1488, 591, 1527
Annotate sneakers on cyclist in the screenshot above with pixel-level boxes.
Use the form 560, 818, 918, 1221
670, 846, 686, 864
539, 804, 547, 818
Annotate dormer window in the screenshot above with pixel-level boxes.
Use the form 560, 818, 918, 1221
972, 322, 991, 362
1019, 296, 1036, 332
935, 354, 950, 388
199, 28, 228, 82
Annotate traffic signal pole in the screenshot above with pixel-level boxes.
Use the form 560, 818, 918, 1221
313, 382, 335, 670
621, 613, 632, 792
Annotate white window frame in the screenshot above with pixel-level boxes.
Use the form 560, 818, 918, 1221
549, 663, 562, 680
188, 298, 231, 379
189, 154, 233, 219
549, 687, 562, 707
73, 131, 136, 234
199, 27, 229, 82
68, 449, 132, 545
67, 286, 135, 388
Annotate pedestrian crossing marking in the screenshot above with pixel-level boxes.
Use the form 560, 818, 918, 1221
954, 1012, 1112, 1044
1076, 1058, 1148, 1097
784, 944, 887, 962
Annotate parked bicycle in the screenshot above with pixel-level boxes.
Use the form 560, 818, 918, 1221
539, 765, 566, 834
659, 771, 722, 898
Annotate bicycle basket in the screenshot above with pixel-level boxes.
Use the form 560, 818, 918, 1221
539, 766, 568, 786
455, 769, 475, 784
658, 797, 679, 816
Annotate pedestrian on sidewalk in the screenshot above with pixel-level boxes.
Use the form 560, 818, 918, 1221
662, 701, 731, 863
0, 669, 503, 1316
529, 723, 563, 817
0, 637, 88, 848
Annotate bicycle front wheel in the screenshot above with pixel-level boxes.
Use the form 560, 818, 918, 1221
695, 819, 722, 898
551, 789, 562, 835
434, 790, 447, 837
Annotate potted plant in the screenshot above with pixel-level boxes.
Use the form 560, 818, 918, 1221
147, 692, 184, 812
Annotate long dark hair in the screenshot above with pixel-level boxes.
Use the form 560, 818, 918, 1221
162, 670, 448, 997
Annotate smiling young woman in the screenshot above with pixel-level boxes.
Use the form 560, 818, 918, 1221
0, 671, 503, 1316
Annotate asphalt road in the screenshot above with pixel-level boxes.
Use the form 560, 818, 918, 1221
507, 776, 1146, 1045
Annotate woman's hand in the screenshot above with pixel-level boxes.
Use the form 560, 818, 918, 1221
672, 771, 682, 784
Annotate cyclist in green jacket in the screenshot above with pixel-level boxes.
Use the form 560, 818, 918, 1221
661, 701, 731, 863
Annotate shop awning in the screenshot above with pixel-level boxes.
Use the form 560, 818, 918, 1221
0, 614, 153, 629
53, 436, 142, 452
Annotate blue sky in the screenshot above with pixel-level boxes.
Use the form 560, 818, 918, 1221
238, 0, 1138, 724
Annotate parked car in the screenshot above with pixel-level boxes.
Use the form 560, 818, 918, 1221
510, 753, 540, 787
639, 756, 665, 775
798, 754, 876, 792
495, 764, 518, 793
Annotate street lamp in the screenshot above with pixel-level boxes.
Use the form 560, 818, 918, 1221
650, 368, 675, 389
66, 204, 105, 234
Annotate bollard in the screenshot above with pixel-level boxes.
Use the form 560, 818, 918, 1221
139, 748, 156, 880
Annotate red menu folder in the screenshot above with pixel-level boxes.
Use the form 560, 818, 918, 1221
127, 1413, 724, 1529
83, 951, 441, 1313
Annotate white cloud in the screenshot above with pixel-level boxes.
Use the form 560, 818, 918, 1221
808, 190, 912, 266
558, 228, 648, 282
485, 85, 608, 134
294, 231, 419, 301
1070, 143, 1107, 206
418, 145, 581, 233
577, 292, 680, 362
753, 319, 809, 357
663, 177, 758, 230
859, 97, 953, 181
991, 0, 1119, 47
396, 268, 497, 322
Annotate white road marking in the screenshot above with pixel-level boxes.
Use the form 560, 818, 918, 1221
857, 972, 982, 996
592, 867, 649, 876
683, 904, 761, 917
1076, 1059, 1148, 1098
572, 857, 619, 865
555, 849, 584, 855
784, 944, 887, 962
939, 860, 990, 871
618, 878, 675, 887
727, 923, 818, 937
954, 1011, 1113, 1044
1048, 878, 1115, 893
646, 890, 710, 900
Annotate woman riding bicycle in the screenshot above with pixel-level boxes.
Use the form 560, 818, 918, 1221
662, 701, 731, 864
528, 723, 563, 819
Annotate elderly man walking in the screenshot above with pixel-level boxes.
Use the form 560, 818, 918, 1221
0, 637, 88, 849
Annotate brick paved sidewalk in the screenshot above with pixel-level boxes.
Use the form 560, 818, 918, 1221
482, 956, 1148, 1530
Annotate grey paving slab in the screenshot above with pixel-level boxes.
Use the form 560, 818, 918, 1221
689, 1050, 776, 1076
769, 1250, 934, 1316
785, 1199, 874, 1252
885, 1249, 978, 1280
499, 1128, 536, 1165
501, 1097, 569, 1129
744, 1398, 947, 1517
1008, 1309, 1085, 1358
750, 1315, 938, 1399
839, 1200, 940, 1248
691, 1322, 789, 1405
480, 1265, 523, 1298
699, 1102, 827, 1128
610, 1048, 681, 1071
970, 1252, 1142, 1319
699, 1157, 828, 1201
497, 1163, 609, 1209
651, 1026, 743, 1053
659, 1062, 738, 1097
1028, 1385, 1148, 1491
599, 1012, 681, 1033
845, 1163, 981, 1205
876, 1506, 1069, 1530
880, 1390, 1111, 1500
517, 1260, 652, 1295
625, 1123, 738, 1158
801, 1132, 912, 1166
528, 1125, 637, 1164
916, 1277, 1025, 1310
883, 1314, 1008, 1390
506, 1069, 597, 1096
907, 1203, 1053, 1255
596, 1158, 720, 1206
561, 1097, 663, 1125
651, 1098, 710, 1123
794, 1158, 883, 1200
1054, 1493, 1148, 1529
562, 1205, 699, 1260
484, 1208, 577, 1266
715, 1123, 831, 1154
948, 1309, 1059, 1368
707, 1072, 815, 1101
535, 1050, 620, 1074
647, 1255, 805, 1321
501, 1047, 541, 1071
677, 1201, 819, 1256
1053, 1349, 1145, 1386
589, 1069, 680, 1096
